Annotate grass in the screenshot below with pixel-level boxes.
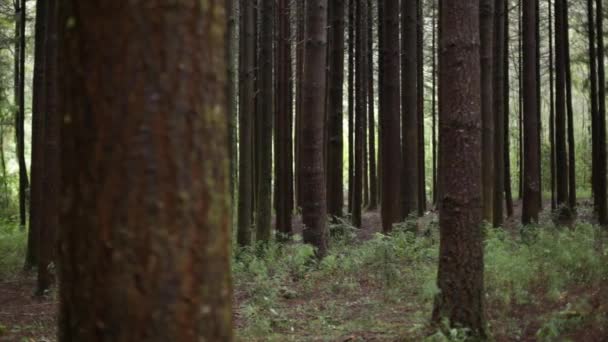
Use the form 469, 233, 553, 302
0, 219, 25, 277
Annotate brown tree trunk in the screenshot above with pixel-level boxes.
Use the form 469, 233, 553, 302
595, 0, 607, 225
564, 0, 576, 210
37, 0, 59, 295
401, 0, 419, 218
379, 0, 402, 233
348, 0, 356, 214
549, 0, 556, 211
296, 0, 305, 210
25, 0, 47, 271
417, 0, 426, 215
522, 0, 541, 224
493, 0, 505, 227
555, 0, 570, 221
432, 1, 438, 206
275, 0, 293, 238
327, 0, 346, 220
353, 0, 367, 228
237, 0, 255, 247
302, 0, 329, 257
367, 0, 377, 211
432, 0, 485, 336
256, 0, 274, 242
16, 0, 29, 229
504, 0, 514, 217
227, 0, 237, 221
57, 1, 233, 340
480, 0, 495, 223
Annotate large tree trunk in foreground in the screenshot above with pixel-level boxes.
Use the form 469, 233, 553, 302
522, 0, 541, 224
433, 0, 485, 337
57, 2, 233, 340
379, 0, 402, 233
302, 0, 329, 257
595, 0, 607, 225
353, 0, 367, 228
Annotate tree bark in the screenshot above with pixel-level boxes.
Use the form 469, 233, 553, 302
57, 1, 233, 340
549, 0, 556, 210
401, 0, 419, 218
433, 0, 485, 336
367, 0, 378, 211
493, 0, 505, 227
16, 0, 29, 229
417, 0, 426, 215
353, 0, 367, 228
522, 0, 541, 224
595, 0, 607, 225
302, 0, 329, 257
480, 0, 495, 223
348, 0, 356, 214
504, 0, 514, 217
564, 0, 576, 210
379, 0, 402, 233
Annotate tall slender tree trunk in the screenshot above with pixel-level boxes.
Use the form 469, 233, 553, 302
25, 0, 47, 270
302, 0, 329, 257
57, 1, 233, 340
432, 2, 438, 206
549, 0, 556, 210
237, 0, 255, 247
555, 0, 570, 221
401, 0, 419, 218
564, 0, 576, 210
493, 0, 505, 227
522, 0, 541, 224
327, 0, 346, 220
367, 0, 378, 210
348, 0, 356, 214
379, 0, 402, 233
353, 0, 367, 228
227, 0, 237, 222
16, 0, 28, 229
417, 0, 426, 215
433, 0, 485, 336
37, 0, 59, 294
518, 0, 524, 201
296, 0, 305, 210
595, 0, 607, 225
256, 0, 274, 242
504, 0, 514, 217
480, 0, 495, 223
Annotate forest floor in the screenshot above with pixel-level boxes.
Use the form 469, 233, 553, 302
0, 200, 607, 341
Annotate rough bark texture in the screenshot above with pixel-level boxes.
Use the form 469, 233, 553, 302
348, 0, 356, 214
563, 0, 575, 210
296, 0, 305, 210
367, 0, 377, 211
353, 0, 367, 228
275, 0, 293, 238
432, 3, 438, 206
57, 1, 233, 340
227, 0, 237, 221
302, 0, 329, 257
379, 0, 402, 233
504, 0, 514, 217
432, 0, 485, 337
327, 0, 345, 219
256, 0, 274, 242
595, 0, 607, 225
25, 0, 47, 271
37, 0, 59, 295
401, 0, 419, 218
237, 0, 255, 246
480, 0, 494, 223
16, 0, 28, 229
549, 0, 556, 210
417, 0, 426, 215
522, 0, 541, 224
493, 0, 505, 227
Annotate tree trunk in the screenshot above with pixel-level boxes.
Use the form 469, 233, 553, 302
493, 0, 505, 227
16, 0, 29, 229
549, 0, 556, 210
595, 0, 607, 225
227, 0, 237, 223
417, 0, 426, 215
348, 0, 356, 214
25, 0, 47, 271
302, 0, 329, 257
237, 0, 255, 247
401, 0, 419, 218
57, 1, 233, 340
37, 0, 59, 295
480, 0, 495, 223
367, 0, 377, 211
504, 0, 514, 217
256, 0, 274, 242
564, 0, 575, 210
432, 0, 485, 336
327, 0, 346, 220
296, 0, 305, 210
522, 0, 541, 224
432, 1, 438, 206
275, 0, 294, 238
379, 0, 402, 233
554, 0, 570, 221
353, 0, 367, 228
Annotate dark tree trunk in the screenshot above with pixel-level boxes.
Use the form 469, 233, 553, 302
16, 0, 29, 229
493, 0, 505, 227
353, 0, 367, 228
549, 0, 556, 210
504, 0, 514, 217
417, 0, 426, 215
367, 0, 378, 211
379, 0, 402, 233
25, 0, 47, 271
348, 0, 356, 214
37, 0, 59, 295
237, 0, 255, 247
595, 0, 607, 224
563, 0, 575, 210
302, 0, 329, 257
256, 0, 274, 242
275, 0, 294, 238
555, 0, 570, 221
401, 0, 419, 218
296, 0, 305, 210
432, 0, 485, 337
432, 2, 438, 206
327, 0, 346, 220
480, 0, 495, 223
518, 0, 523, 201
522, 0, 541, 224
227, 0, 237, 221
57, 1, 233, 340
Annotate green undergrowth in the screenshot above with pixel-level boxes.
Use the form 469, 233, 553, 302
0, 219, 25, 278
234, 218, 608, 341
